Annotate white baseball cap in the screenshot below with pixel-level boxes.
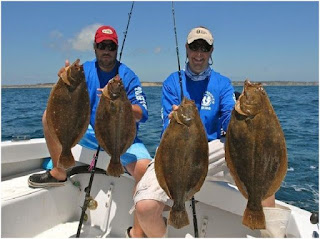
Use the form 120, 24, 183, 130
187, 27, 214, 46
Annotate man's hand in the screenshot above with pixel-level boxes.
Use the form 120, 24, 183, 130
97, 88, 103, 98
57, 60, 70, 77
132, 104, 143, 122
168, 105, 179, 119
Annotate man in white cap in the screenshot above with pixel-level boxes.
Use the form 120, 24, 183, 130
131, 26, 277, 237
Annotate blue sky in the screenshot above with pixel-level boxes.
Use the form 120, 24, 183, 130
1, 1, 319, 85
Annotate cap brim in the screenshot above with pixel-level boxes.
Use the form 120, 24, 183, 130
95, 36, 118, 45
187, 37, 213, 45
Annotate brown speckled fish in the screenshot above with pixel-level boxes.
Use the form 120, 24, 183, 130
46, 59, 90, 169
155, 97, 208, 229
95, 75, 136, 177
225, 79, 287, 230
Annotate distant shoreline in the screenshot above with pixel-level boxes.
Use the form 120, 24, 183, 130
1, 81, 318, 89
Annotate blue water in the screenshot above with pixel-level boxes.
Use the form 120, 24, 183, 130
1, 86, 319, 213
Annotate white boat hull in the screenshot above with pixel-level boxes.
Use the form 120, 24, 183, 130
1, 138, 318, 238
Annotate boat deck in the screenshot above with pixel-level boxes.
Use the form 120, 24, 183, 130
1, 139, 318, 238
1, 167, 263, 238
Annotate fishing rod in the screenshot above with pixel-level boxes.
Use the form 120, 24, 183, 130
119, 1, 135, 62
76, 2, 135, 237
76, 146, 100, 237
171, 1, 184, 102
171, 2, 198, 237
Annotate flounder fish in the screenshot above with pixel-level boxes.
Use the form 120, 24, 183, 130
225, 79, 287, 230
95, 75, 136, 177
155, 97, 208, 229
46, 59, 90, 169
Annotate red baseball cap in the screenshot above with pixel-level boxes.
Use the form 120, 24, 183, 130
95, 26, 118, 45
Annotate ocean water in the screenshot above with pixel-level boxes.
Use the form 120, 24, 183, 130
1, 86, 319, 213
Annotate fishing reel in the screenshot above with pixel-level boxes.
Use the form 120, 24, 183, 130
87, 196, 98, 210
81, 197, 97, 223
83, 213, 88, 222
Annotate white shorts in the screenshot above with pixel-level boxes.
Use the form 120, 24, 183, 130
132, 138, 235, 209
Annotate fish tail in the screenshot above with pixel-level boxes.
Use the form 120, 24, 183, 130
169, 207, 189, 229
242, 206, 266, 230
58, 149, 75, 169
107, 158, 124, 177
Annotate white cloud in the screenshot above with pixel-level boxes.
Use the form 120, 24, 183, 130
69, 23, 102, 52
49, 30, 63, 39
48, 30, 69, 51
154, 47, 161, 54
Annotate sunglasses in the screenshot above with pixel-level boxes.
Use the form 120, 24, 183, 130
188, 41, 212, 52
96, 42, 118, 51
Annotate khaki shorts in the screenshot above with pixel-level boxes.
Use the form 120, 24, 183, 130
132, 138, 235, 209
133, 160, 173, 209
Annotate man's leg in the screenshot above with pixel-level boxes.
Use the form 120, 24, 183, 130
262, 194, 276, 207
124, 159, 150, 237
132, 161, 171, 238
42, 110, 67, 180
28, 110, 67, 187
125, 159, 151, 182
136, 200, 167, 237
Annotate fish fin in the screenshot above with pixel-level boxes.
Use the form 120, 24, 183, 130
264, 154, 288, 199
154, 157, 172, 198
58, 150, 75, 169
186, 160, 208, 200
169, 208, 189, 229
242, 206, 266, 230
225, 139, 248, 199
107, 159, 124, 177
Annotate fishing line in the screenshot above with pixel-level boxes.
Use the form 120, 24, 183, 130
171, 1, 184, 102
171, 2, 198, 237
119, 1, 135, 62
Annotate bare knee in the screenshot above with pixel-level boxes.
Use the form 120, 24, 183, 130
135, 200, 164, 219
135, 159, 151, 181
135, 200, 167, 237
127, 159, 151, 182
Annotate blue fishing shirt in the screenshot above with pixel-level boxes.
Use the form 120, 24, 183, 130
83, 59, 148, 143
161, 69, 235, 141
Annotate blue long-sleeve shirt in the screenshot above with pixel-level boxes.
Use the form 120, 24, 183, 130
161, 69, 235, 141
83, 59, 148, 143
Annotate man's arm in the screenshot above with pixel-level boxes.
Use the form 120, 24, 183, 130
132, 104, 143, 122
220, 78, 236, 132
161, 77, 180, 135
124, 71, 148, 123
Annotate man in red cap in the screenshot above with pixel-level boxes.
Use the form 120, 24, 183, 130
93, 26, 120, 73
28, 25, 151, 238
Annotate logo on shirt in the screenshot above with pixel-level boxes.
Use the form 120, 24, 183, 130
201, 91, 215, 110
135, 87, 147, 110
